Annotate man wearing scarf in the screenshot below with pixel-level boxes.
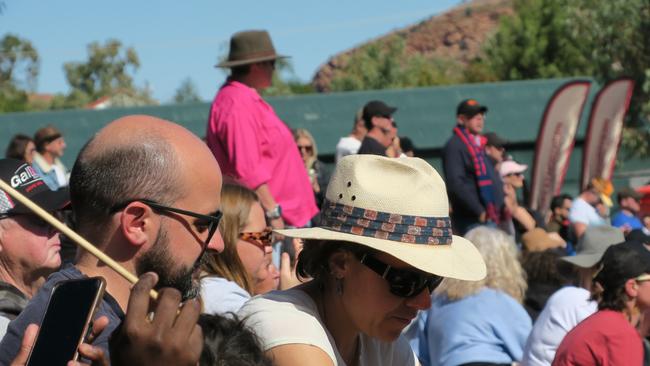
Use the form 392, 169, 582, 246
442, 99, 504, 235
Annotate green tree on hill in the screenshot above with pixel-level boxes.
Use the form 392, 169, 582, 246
0, 33, 39, 112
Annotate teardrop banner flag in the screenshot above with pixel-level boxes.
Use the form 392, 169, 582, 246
579, 78, 635, 190
529, 80, 592, 217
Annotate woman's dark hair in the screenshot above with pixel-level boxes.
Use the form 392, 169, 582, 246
521, 248, 575, 286
5, 134, 33, 161
198, 313, 273, 366
296, 239, 368, 282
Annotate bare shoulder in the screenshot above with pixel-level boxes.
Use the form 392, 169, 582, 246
267, 344, 335, 366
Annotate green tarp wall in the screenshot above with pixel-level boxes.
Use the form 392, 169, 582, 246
1, 77, 647, 197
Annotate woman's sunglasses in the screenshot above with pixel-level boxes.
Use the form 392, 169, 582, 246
297, 145, 313, 154
359, 253, 443, 298
239, 227, 273, 250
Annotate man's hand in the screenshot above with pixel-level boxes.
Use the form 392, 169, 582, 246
479, 211, 487, 223
109, 273, 203, 366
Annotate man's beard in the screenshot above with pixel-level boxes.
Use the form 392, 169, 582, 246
135, 227, 200, 301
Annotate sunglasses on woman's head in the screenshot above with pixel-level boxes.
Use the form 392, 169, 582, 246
359, 253, 444, 298
239, 227, 273, 250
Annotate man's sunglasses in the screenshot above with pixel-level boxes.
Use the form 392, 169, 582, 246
111, 199, 222, 248
239, 227, 273, 250
505, 172, 523, 178
359, 253, 443, 298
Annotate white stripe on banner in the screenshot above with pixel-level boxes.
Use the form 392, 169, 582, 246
580, 78, 635, 189
529, 80, 592, 217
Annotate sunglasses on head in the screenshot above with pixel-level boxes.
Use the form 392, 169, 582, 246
239, 227, 273, 250
359, 253, 443, 298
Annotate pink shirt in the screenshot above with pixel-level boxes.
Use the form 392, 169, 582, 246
206, 80, 318, 227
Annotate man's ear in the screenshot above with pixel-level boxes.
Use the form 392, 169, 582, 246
119, 202, 156, 248
456, 115, 466, 125
625, 278, 639, 298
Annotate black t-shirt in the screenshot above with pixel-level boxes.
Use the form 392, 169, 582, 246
357, 136, 387, 156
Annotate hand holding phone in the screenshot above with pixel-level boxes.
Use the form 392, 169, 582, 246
24, 277, 106, 366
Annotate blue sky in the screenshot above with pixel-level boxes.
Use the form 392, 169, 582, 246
1, 0, 462, 103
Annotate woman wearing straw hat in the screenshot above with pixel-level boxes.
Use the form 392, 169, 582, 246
238, 155, 486, 366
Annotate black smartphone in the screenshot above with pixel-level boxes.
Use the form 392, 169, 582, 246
26, 277, 106, 366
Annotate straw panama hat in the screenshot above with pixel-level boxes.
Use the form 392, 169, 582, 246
216, 30, 289, 68
276, 155, 487, 281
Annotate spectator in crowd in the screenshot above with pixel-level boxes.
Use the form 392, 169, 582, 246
420, 226, 531, 366
569, 181, 608, 238
483, 131, 508, 171
31, 125, 69, 191
357, 100, 398, 156
443, 99, 504, 235
0, 115, 225, 363
400, 136, 416, 157
5, 134, 36, 164
547, 194, 573, 243
0, 159, 69, 337
294, 128, 328, 208
200, 184, 273, 314
552, 242, 650, 366
206, 30, 317, 230
500, 160, 546, 242
643, 214, 650, 234
520, 246, 573, 321
611, 187, 643, 233
198, 313, 274, 366
335, 108, 367, 162
522, 226, 624, 366
238, 155, 486, 366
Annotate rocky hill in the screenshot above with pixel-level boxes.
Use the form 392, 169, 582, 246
312, 0, 514, 92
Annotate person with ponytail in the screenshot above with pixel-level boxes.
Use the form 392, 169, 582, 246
552, 241, 650, 366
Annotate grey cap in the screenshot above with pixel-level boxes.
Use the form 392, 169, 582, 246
561, 226, 625, 268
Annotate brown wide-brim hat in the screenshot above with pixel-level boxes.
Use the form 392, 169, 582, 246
216, 30, 289, 68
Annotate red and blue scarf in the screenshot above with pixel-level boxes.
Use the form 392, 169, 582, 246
453, 126, 500, 224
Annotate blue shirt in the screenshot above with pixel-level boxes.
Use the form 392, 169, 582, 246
611, 210, 643, 230
419, 288, 532, 366
0, 264, 124, 365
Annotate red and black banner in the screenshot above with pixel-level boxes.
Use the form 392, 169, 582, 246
579, 78, 635, 190
529, 80, 592, 217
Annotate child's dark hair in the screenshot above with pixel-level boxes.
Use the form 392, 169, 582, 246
198, 313, 274, 366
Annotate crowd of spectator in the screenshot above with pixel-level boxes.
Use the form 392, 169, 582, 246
0, 29, 649, 366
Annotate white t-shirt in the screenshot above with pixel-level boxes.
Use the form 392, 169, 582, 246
521, 286, 597, 366
238, 288, 417, 366
335, 137, 362, 163
569, 197, 606, 227
200, 276, 251, 315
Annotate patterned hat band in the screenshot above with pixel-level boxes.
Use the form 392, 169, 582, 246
320, 199, 453, 245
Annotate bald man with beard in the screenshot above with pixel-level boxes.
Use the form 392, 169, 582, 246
0, 115, 225, 363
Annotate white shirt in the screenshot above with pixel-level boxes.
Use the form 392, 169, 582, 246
200, 276, 250, 315
335, 136, 362, 163
569, 197, 606, 226
521, 286, 597, 366
238, 288, 417, 366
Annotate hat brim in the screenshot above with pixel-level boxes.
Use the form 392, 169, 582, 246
560, 252, 603, 268
276, 227, 486, 281
11, 187, 70, 215
215, 54, 290, 68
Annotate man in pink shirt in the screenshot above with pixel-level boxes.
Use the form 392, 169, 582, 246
206, 30, 318, 229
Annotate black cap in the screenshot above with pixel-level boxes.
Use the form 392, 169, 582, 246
595, 241, 650, 290
617, 187, 643, 201
362, 100, 397, 123
483, 132, 508, 148
456, 99, 488, 117
626, 229, 650, 245
0, 158, 69, 216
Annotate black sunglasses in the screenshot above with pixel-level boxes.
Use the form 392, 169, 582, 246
359, 253, 443, 298
111, 199, 222, 248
